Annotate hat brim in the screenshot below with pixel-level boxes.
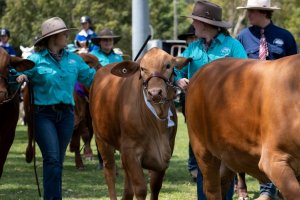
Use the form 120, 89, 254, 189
178, 33, 195, 40
91, 36, 121, 45
183, 15, 232, 28
236, 6, 280, 10
34, 28, 77, 46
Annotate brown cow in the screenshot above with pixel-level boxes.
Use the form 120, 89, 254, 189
69, 53, 101, 169
0, 47, 34, 177
185, 55, 300, 200
89, 47, 190, 200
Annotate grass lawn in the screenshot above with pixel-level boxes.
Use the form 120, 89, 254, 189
0, 113, 272, 199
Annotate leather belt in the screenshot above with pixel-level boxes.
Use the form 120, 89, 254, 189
38, 103, 73, 111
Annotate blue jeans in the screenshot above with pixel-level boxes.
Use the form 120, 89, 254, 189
34, 105, 74, 200
197, 167, 234, 200
260, 182, 276, 198
188, 143, 198, 172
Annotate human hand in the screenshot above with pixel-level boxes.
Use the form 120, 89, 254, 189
176, 78, 189, 91
16, 74, 28, 83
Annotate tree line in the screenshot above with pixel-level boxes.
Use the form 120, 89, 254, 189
0, 0, 298, 57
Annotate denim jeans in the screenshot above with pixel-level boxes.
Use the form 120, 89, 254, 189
34, 105, 74, 200
197, 167, 234, 200
260, 182, 276, 198
188, 143, 198, 172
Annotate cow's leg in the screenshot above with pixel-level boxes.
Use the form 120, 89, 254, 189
191, 139, 222, 199
82, 105, 93, 160
149, 170, 165, 200
69, 124, 84, 170
96, 135, 117, 200
121, 151, 147, 200
122, 170, 134, 200
0, 128, 16, 177
259, 151, 300, 199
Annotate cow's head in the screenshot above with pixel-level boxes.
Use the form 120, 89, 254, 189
111, 47, 191, 119
79, 53, 102, 70
0, 47, 35, 102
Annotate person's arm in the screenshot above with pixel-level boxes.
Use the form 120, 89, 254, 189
285, 32, 298, 56
231, 39, 248, 59
77, 56, 96, 88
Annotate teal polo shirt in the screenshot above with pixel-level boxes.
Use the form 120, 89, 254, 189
90, 49, 123, 66
24, 49, 96, 106
175, 33, 247, 81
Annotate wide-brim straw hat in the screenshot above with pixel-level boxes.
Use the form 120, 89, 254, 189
237, 0, 280, 10
183, 0, 232, 28
34, 17, 77, 46
91, 28, 121, 45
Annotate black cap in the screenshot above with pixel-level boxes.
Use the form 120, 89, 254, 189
80, 16, 91, 24
0, 28, 10, 37
178, 25, 195, 40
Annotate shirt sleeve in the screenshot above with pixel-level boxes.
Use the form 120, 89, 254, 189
174, 47, 190, 82
77, 56, 96, 88
285, 33, 298, 56
231, 39, 248, 59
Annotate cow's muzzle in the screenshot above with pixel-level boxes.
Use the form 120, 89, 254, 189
143, 72, 181, 104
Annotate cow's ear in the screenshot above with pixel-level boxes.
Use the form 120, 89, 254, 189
175, 57, 192, 70
111, 61, 140, 78
10, 57, 35, 72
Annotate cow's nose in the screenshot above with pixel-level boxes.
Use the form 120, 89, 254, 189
148, 88, 162, 97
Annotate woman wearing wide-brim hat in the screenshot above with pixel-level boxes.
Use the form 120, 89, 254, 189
174, 1, 248, 200
16, 17, 96, 200
90, 28, 123, 67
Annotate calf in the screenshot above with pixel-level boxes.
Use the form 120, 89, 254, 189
90, 47, 190, 200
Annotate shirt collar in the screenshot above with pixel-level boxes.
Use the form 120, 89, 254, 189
252, 21, 274, 34
41, 48, 69, 57
198, 32, 226, 46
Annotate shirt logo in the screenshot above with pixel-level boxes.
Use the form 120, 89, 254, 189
273, 39, 284, 47
220, 47, 231, 56
69, 59, 76, 64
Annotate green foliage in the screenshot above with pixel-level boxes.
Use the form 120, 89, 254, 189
0, 0, 298, 57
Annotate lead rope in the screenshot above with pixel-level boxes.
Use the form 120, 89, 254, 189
28, 82, 41, 197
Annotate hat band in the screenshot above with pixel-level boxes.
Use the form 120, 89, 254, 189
192, 13, 221, 22
42, 27, 68, 38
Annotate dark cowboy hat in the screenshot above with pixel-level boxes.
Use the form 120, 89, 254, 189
34, 17, 77, 46
91, 28, 121, 45
183, 0, 232, 28
178, 25, 195, 40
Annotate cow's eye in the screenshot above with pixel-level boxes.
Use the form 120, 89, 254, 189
141, 67, 144, 71
166, 64, 171, 69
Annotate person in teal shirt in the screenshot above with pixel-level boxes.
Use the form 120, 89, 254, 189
175, 1, 247, 200
90, 28, 123, 67
16, 17, 96, 200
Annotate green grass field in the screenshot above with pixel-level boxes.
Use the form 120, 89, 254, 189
0, 113, 269, 199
